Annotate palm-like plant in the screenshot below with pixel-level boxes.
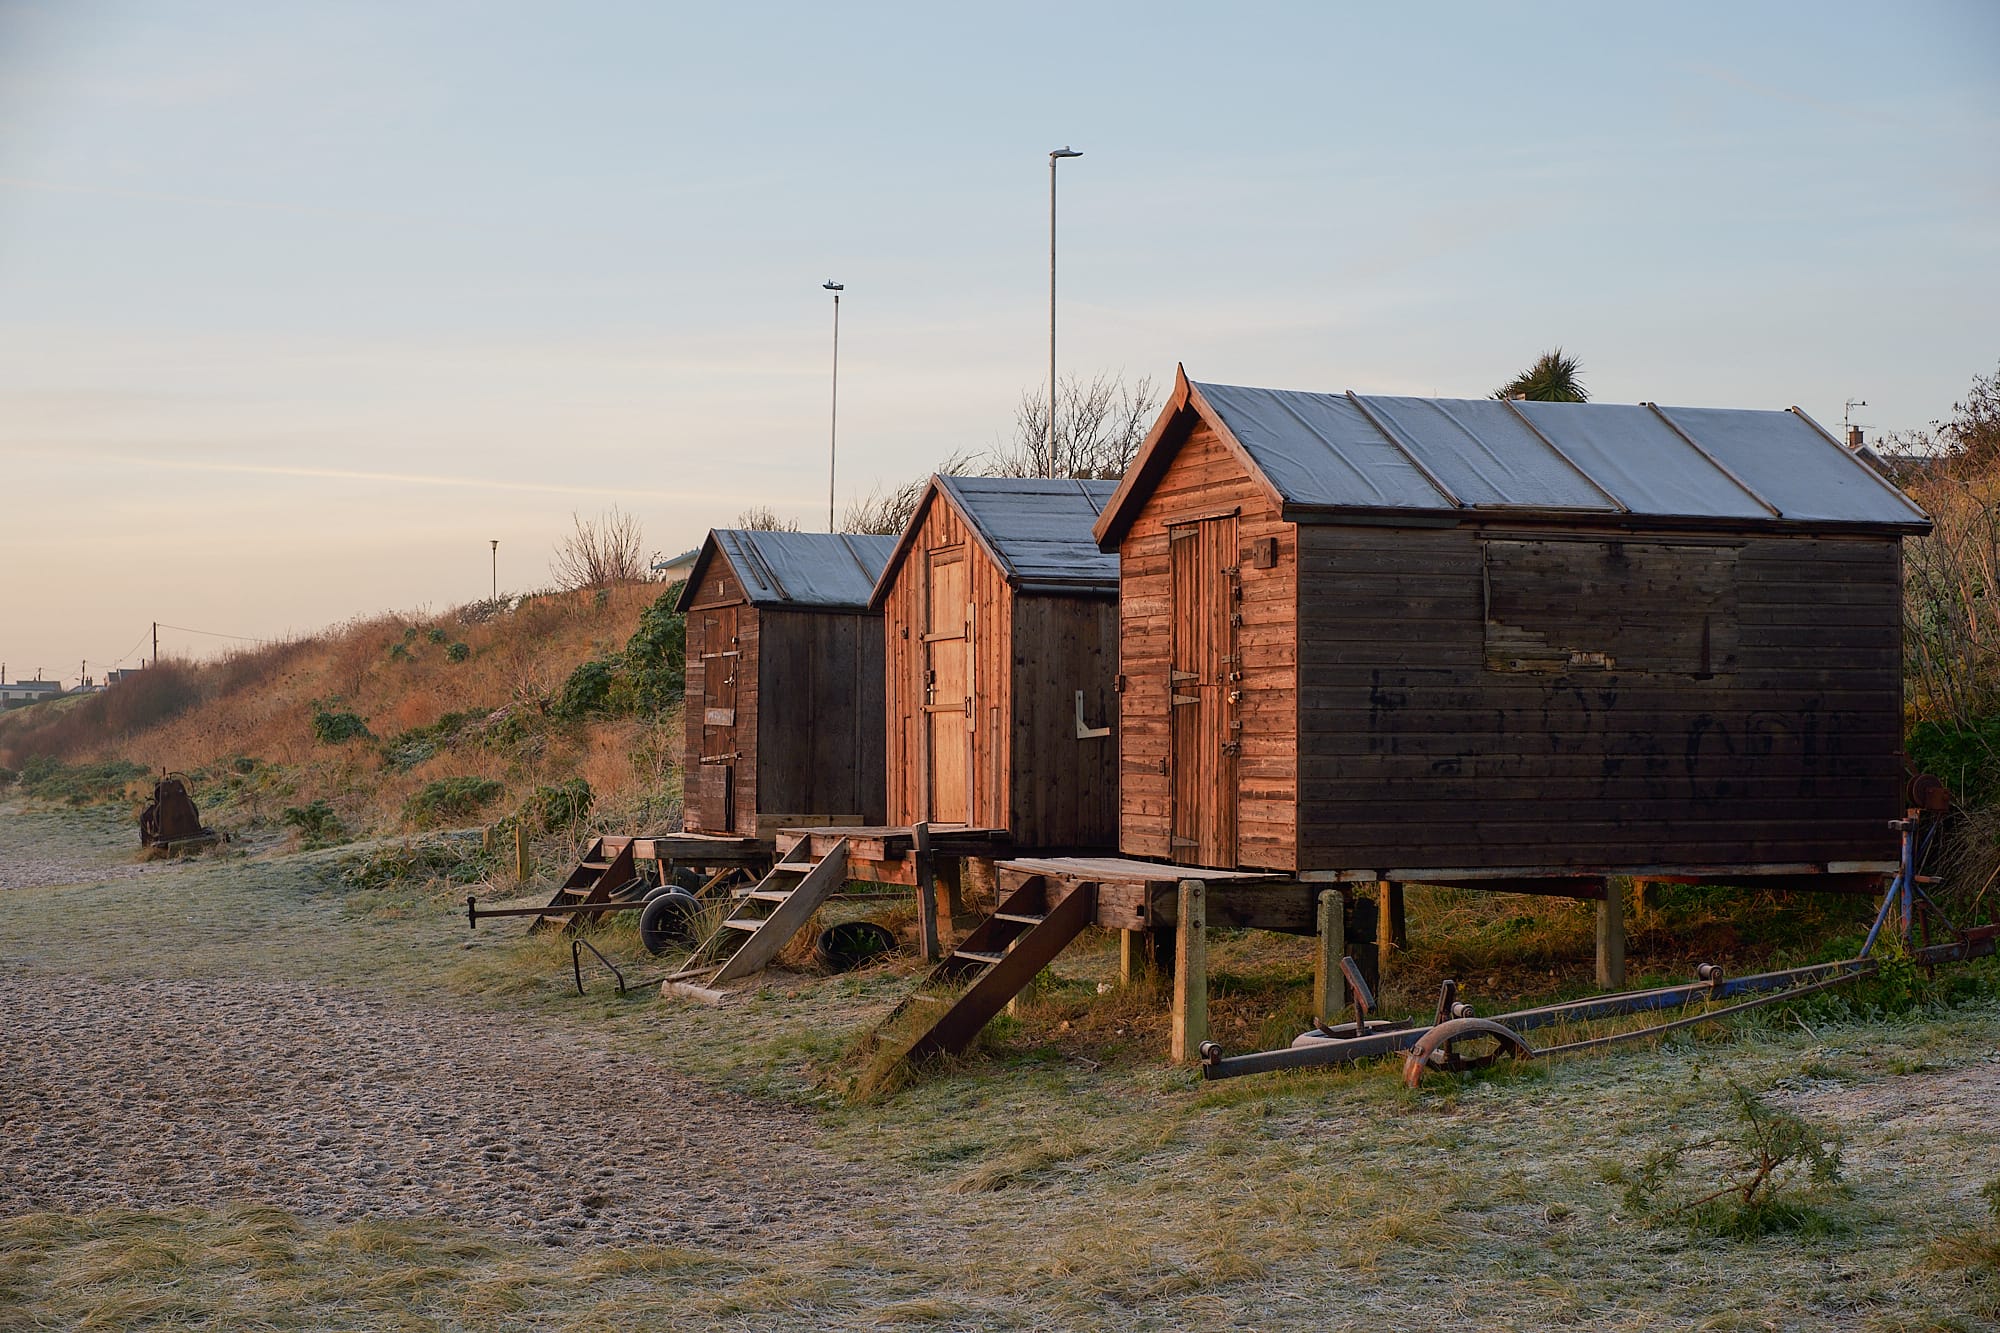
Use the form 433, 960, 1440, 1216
1496, 348, 1588, 403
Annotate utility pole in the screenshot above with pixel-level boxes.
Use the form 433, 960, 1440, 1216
1047, 145, 1082, 480
152, 622, 158, 668
824, 280, 843, 532
490, 540, 498, 600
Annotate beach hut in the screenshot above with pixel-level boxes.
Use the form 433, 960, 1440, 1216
869, 476, 1120, 852
675, 529, 896, 837
1091, 367, 1930, 879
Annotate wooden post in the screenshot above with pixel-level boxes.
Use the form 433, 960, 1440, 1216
1376, 881, 1395, 983
1388, 882, 1407, 950
935, 856, 967, 932
1119, 929, 1145, 986
960, 857, 995, 927
1596, 878, 1626, 989
912, 822, 940, 962
1171, 879, 1207, 1063
1312, 889, 1346, 1023
513, 824, 531, 884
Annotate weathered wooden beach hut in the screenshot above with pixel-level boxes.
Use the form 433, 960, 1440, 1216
675, 529, 896, 837
1091, 367, 1931, 880
869, 475, 1121, 852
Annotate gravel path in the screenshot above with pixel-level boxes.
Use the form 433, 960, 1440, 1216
0, 970, 877, 1248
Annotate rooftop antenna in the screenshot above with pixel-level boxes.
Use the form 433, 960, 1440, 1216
1844, 398, 1867, 451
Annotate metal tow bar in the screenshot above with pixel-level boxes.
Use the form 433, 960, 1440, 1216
1200, 812, 1996, 1083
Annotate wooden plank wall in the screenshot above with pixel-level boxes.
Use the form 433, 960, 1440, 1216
1116, 417, 1298, 868
882, 496, 1015, 831
682, 559, 758, 834
1008, 592, 1120, 850
755, 608, 888, 823
1295, 526, 1905, 868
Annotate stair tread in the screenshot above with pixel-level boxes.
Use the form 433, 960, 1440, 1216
722, 917, 770, 932
743, 890, 793, 903
953, 949, 1007, 965
993, 912, 1046, 925
579, 860, 611, 870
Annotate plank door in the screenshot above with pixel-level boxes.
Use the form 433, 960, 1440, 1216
1169, 516, 1239, 867
922, 549, 973, 825
699, 606, 740, 832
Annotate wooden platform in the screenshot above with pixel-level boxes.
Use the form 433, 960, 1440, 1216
1296, 861, 1901, 897
626, 833, 775, 868
776, 825, 1014, 885
997, 856, 1316, 934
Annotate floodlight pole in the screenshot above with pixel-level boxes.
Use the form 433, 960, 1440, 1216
1048, 146, 1082, 480
490, 540, 498, 599
825, 281, 844, 531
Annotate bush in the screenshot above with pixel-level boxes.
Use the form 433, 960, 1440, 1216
388, 642, 411, 662
0, 766, 15, 785
402, 776, 505, 828
445, 641, 470, 663
427, 627, 447, 644
1907, 716, 2000, 808
619, 585, 686, 714
312, 709, 372, 745
281, 799, 348, 849
18, 757, 151, 805
527, 778, 593, 832
1623, 1081, 1844, 1239
379, 711, 478, 772
552, 658, 618, 720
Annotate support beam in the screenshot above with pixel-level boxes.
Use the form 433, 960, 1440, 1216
1119, 929, 1146, 986
912, 822, 940, 963
1376, 881, 1395, 983
1312, 889, 1346, 1023
1171, 880, 1207, 1063
1597, 877, 1626, 989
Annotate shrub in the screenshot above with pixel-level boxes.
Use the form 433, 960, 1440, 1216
1623, 1081, 1844, 1238
18, 758, 151, 805
445, 641, 470, 663
527, 778, 593, 832
388, 642, 411, 662
426, 627, 447, 644
402, 776, 505, 828
619, 585, 686, 714
1907, 716, 2000, 808
312, 708, 372, 745
379, 710, 478, 772
281, 799, 348, 849
552, 658, 618, 720
0, 767, 15, 785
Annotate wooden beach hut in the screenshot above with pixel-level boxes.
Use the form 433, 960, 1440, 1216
675, 529, 896, 838
1090, 367, 1931, 881
869, 475, 1121, 852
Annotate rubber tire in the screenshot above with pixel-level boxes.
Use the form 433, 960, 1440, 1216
639, 889, 702, 955
814, 919, 897, 973
670, 867, 706, 892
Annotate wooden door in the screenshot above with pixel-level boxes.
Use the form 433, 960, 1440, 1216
699, 605, 740, 832
922, 549, 972, 824
1169, 516, 1238, 867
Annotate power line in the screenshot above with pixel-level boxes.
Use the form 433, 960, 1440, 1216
153, 621, 270, 645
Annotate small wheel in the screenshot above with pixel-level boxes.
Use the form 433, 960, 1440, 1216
671, 866, 705, 892
1402, 1017, 1534, 1088
814, 920, 897, 972
639, 890, 701, 955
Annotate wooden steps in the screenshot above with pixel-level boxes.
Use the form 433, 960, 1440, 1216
865, 875, 1096, 1064
528, 836, 641, 934
660, 839, 851, 1003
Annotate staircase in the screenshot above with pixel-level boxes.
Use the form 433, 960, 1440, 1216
528, 836, 641, 934
865, 875, 1096, 1064
660, 838, 851, 1003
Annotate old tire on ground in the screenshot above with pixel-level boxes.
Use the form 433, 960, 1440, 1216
814, 920, 897, 973
639, 889, 702, 955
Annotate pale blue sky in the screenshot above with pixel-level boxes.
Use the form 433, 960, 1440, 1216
1, 1, 1995, 683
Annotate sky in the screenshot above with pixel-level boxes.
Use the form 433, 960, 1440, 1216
0, 1, 1995, 685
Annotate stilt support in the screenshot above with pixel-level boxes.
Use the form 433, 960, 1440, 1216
1120, 929, 1146, 986
1313, 889, 1346, 1022
1376, 881, 1396, 982
1171, 880, 1208, 1063
912, 822, 940, 963
1597, 877, 1626, 989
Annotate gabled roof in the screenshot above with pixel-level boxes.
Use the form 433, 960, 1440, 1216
672, 529, 897, 613
1094, 367, 1931, 546
870, 475, 1120, 607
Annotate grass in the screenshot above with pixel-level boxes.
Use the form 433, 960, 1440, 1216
4, 808, 1999, 1328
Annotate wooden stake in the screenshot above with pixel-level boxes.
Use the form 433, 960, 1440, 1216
1119, 928, 1144, 986
1376, 881, 1395, 983
1312, 889, 1345, 1023
912, 821, 940, 962
1596, 877, 1626, 989
1171, 879, 1207, 1063
513, 824, 531, 884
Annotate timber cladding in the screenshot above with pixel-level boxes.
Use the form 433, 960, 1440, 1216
875, 477, 1120, 851
677, 530, 892, 835
1094, 369, 1929, 877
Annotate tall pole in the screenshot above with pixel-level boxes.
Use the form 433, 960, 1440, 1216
490, 540, 498, 600
152, 621, 158, 668
1047, 146, 1081, 480
824, 281, 843, 531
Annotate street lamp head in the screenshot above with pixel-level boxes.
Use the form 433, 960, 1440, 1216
823, 280, 844, 291
1050, 146, 1082, 160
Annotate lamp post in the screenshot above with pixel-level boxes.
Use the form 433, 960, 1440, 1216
824, 280, 844, 531
1047, 145, 1082, 480
490, 540, 498, 600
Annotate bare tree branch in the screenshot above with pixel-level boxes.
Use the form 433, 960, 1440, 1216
549, 508, 646, 590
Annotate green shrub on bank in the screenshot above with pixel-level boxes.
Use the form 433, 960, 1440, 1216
527, 778, 593, 832
445, 641, 470, 663
402, 776, 505, 828
311, 707, 372, 745
17, 757, 151, 805
1907, 716, 2000, 807
548, 582, 686, 721
281, 799, 349, 848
